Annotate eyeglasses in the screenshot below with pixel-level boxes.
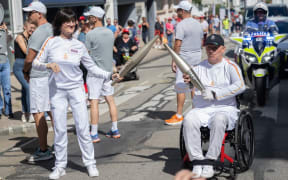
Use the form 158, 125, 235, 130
28, 11, 37, 17
63, 21, 76, 26
206, 45, 220, 51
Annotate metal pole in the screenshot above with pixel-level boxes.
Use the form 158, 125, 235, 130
146, 0, 156, 41
228, 0, 231, 35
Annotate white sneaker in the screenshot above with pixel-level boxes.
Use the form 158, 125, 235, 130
45, 115, 51, 121
87, 164, 99, 177
191, 165, 202, 178
201, 165, 214, 178
28, 114, 35, 123
49, 167, 66, 179
98, 97, 106, 104
67, 106, 72, 113
21, 113, 27, 123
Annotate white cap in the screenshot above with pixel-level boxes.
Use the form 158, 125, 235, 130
128, 18, 135, 23
23, 1, 47, 15
174, 1, 192, 11
84, 6, 105, 18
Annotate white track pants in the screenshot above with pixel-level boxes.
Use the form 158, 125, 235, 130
183, 109, 229, 161
50, 86, 96, 168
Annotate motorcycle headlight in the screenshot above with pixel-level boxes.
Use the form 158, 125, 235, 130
262, 52, 274, 63
245, 54, 257, 63
263, 56, 271, 62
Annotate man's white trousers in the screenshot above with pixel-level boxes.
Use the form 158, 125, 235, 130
183, 108, 235, 161
50, 86, 96, 168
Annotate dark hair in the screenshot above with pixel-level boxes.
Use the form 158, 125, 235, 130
81, 23, 90, 32
53, 8, 77, 36
127, 20, 134, 26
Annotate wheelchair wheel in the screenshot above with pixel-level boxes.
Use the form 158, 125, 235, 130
179, 124, 186, 159
235, 110, 255, 172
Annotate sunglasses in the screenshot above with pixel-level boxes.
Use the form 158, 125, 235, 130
206, 45, 221, 51
28, 10, 38, 17
255, 10, 266, 15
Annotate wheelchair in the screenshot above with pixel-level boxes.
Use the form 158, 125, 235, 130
179, 91, 255, 179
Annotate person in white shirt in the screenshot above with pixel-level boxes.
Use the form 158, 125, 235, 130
183, 34, 245, 178
212, 15, 220, 34
200, 16, 209, 44
32, 9, 120, 179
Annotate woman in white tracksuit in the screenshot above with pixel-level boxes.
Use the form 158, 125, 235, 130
32, 9, 118, 179
183, 34, 245, 179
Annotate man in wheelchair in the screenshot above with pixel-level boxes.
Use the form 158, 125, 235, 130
182, 34, 245, 178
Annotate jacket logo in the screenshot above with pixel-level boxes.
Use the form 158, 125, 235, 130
70, 49, 79, 53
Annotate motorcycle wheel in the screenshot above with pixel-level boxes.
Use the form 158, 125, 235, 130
255, 77, 266, 106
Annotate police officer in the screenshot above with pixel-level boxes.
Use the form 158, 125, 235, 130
245, 2, 278, 34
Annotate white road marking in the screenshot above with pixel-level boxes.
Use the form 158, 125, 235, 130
120, 85, 175, 122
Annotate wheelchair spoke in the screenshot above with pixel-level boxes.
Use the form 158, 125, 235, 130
235, 111, 255, 172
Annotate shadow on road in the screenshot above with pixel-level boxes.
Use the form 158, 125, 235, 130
128, 147, 182, 176
144, 110, 175, 121
252, 79, 288, 161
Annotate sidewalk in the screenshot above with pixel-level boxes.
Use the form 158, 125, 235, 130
0, 48, 169, 136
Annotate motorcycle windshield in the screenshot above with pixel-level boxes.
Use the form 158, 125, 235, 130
252, 36, 266, 56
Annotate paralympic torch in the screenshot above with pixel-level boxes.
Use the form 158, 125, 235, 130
112, 35, 159, 86
163, 44, 205, 91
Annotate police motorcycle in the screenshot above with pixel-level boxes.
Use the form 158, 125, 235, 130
231, 31, 287, 106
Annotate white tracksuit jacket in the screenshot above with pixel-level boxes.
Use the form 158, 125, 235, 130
183, 58, 245, 161
33, 36, 111, 168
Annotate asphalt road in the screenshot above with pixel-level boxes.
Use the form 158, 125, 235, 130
1, 41, 288, 180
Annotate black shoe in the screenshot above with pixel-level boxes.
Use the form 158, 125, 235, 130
8, 114, 14, 119
4, 113, 14, 119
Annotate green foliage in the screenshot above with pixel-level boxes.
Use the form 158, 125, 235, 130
265, 0, 272, 3
192, 0, 202, 6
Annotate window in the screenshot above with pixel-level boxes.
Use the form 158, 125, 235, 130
156, 0, 165, 11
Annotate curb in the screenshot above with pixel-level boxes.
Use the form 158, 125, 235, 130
0, 123, 35, 136
0, 121, 53, 136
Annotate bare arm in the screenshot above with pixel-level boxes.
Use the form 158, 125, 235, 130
171, 39, 182, 73
113, 46, 118, 53
23, 48, 37, 73
16, 35, 28, 55
145, 22, 149, 29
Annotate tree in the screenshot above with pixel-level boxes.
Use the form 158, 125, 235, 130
192, 0, 202, 6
